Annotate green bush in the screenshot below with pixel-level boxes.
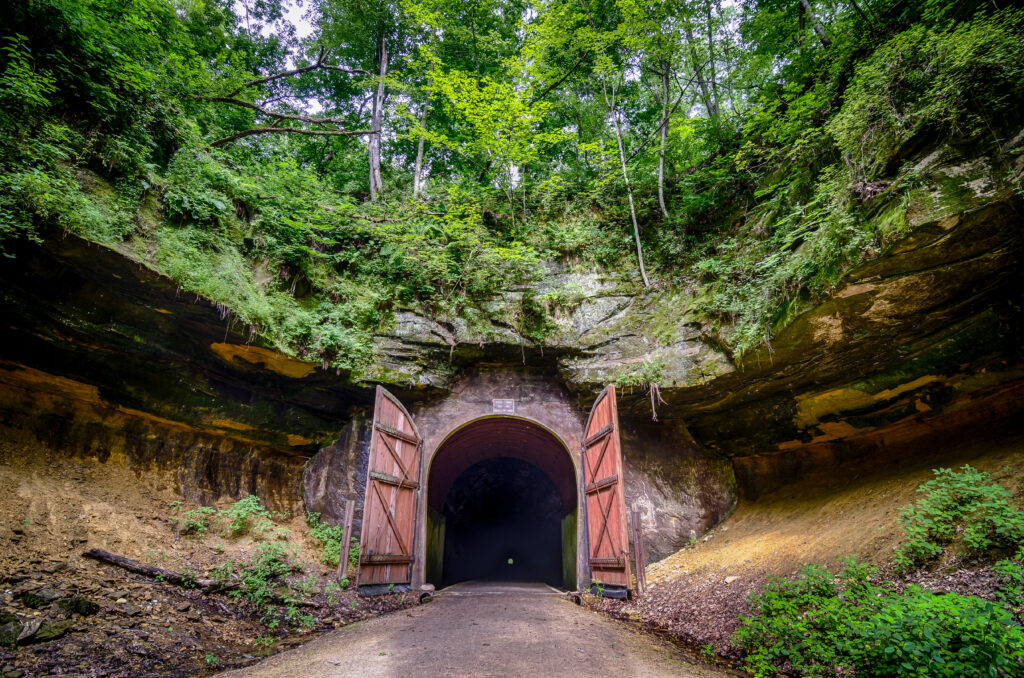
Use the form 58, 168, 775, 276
348, 537, 360, 573
993, 548, 1024, 622
895, 465, 1024, 571
176, 505, 216, 538
222, 495, 274, 538
168, 495, 275, 539
733, 559, 1024, 678
306, 511, 345, 568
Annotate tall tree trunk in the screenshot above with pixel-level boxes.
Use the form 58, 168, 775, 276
413, 69, 433, 198
799, 0, 832, 47
657, 58, 670, 220
368, 31, 388, 201
603, 78, 651, 289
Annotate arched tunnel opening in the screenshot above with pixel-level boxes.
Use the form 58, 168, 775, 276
425, 417, 578, 590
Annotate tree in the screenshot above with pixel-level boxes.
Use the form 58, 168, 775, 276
200, 48, 377, 147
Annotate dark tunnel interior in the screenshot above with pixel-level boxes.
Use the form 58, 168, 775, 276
440, 457, 565, 587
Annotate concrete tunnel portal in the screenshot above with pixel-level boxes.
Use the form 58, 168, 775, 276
424, 416, 578, 589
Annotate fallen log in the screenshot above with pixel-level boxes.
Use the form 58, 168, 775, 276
82, 548, 236, 592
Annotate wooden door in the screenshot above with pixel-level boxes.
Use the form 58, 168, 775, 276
582, 385, 631, 590
358, 385, 422, 590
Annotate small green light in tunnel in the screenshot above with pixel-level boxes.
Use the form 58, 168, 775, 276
507, 558, 514, 566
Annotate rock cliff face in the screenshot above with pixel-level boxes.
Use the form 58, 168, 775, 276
0, 139, 1021, 559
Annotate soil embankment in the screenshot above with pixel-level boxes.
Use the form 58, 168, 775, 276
0, 441, 412, 676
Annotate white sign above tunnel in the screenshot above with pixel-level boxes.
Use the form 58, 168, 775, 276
492, 399, 515, 414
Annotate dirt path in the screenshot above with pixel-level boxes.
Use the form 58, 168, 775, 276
219, 581, 734, 678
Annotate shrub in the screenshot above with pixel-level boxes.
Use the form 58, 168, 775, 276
306, 511, 345, 568
177, 505, 216, 538
895, 465, 1024, 571
222, 495, 274, 538
994, 548, 1024, 623
348, 537, 360, 572
733, 559, 1024, 678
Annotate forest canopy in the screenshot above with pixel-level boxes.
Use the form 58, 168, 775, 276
1, 0, 1022, 372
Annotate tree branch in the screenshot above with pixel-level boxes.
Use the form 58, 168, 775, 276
210, 127, 378, 147
529, 50, 591, 104
83, 548, 236, 592
199, 97, 355, 127
226, 47, 369, 98
624, 63, 707, 164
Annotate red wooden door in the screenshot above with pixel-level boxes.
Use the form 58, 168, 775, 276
582, 385, 631, 590
358, 386, 422, 589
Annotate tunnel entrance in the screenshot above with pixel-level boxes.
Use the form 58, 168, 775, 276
425, 417, 577, 590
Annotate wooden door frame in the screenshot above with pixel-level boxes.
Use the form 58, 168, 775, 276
412, 414, 585, 590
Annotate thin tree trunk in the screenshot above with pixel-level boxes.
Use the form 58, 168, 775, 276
705, 1, 721, 116
847, 0, 872, 24
369, 31, 388, 200
413, 71, 433, 198
799, 0, 832, 47
685, 25, 717, 117
603, 78, 651, 289
657, 58, 670, 220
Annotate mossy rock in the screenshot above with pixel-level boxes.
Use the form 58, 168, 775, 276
21, 588, 62, 609
34, 619, 74, 642
58, 596, 99, 616
0, 619, 22, 647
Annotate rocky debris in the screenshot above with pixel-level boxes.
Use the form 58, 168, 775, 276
0, 558, 417, 677
14, 621, 40, 645
587, 570, 765, 659
19, 589, 61, 609
118, 603, 142, 617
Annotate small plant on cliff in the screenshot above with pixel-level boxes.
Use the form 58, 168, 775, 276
306, 511, 345, 568
325, 581, 343, 604
895, 465, 1024, 571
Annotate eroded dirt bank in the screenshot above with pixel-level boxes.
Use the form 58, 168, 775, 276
0, 441, 413, 677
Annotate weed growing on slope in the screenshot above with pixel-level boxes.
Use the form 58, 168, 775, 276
169, 495, 278, 540
895, 465, 1024, 571
221, 495, 274, 538
306, 511, 345, 568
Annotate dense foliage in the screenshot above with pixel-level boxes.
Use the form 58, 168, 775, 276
733, 558, 1024, 678
2, 0, 1022, 369
895, 465, 1024, 571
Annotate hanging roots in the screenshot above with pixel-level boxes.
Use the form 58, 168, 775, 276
647, 382, 666, 422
